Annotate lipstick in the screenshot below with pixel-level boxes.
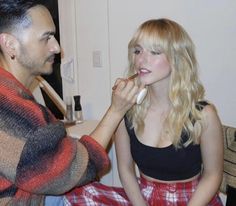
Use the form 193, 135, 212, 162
112, 73, 138, 90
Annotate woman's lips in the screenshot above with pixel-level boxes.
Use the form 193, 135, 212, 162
139, 68, 151, 75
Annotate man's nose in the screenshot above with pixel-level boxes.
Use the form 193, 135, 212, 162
50, 37, 61, 54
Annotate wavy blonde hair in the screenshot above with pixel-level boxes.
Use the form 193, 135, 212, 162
126, 18, 205, 147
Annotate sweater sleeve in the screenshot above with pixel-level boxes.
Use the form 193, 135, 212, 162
68, 135, 111, 187
13, 132, 110, 195
13, 123, 90, 195
79, 135, 110, 176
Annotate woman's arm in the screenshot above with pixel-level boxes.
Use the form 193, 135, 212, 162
188, 104, 224, 206
115, 120, 147, 206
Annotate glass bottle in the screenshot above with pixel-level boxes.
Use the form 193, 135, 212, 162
74, 95, 83, 123
65, 96, 73, 122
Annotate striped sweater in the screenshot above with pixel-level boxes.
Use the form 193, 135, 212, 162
0, 67, 109, 205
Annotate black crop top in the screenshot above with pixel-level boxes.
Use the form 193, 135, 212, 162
124, 101, 208, 181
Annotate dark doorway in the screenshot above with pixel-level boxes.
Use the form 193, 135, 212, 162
42, 0, 64, 119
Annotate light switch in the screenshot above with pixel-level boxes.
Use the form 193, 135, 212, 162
93, 50, 102, 68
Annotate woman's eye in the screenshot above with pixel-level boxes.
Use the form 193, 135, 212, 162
133, 48, 141, 55
151, 50, 161, 55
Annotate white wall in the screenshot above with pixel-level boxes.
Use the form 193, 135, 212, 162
108, 0, 236, 128
58, 0, 235, 202
59, 0, 236, 126
74, 0, 111, 119
59, 0, 111, 120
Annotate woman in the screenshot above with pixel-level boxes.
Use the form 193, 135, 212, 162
115, 18, 224, 206
66, 18, 223, 206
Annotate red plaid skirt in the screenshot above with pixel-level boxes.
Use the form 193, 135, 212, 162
65, 177, 223, 206
139, 177, 223, 206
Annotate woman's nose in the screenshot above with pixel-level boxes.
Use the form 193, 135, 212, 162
138, 52, 148, 64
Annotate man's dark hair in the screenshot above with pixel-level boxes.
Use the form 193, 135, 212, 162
0, 0, 48, 33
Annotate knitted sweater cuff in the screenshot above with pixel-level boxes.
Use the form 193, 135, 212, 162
79, 135, 110, 175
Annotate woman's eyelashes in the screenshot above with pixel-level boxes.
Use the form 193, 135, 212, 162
133, 46, 162, 56
133, 47, 142, 55
150, 50, 162, 55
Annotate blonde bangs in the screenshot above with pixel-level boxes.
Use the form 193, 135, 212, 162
129, 20, 172, 57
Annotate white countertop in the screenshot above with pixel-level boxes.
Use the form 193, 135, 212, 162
66, 120, 99, 139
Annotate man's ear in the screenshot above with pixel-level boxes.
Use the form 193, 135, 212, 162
0, 33, 17, 58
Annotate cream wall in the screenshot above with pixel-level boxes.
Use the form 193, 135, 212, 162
58, 0, 235, 202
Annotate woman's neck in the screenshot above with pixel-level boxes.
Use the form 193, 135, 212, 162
148, 84, 171, 110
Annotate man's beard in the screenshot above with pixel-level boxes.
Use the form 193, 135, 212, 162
18, 45, 54, 75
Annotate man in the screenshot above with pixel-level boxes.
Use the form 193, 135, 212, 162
0, 0, 139, 205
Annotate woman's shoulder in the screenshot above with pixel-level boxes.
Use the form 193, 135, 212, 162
196, 100, 217, 113
197, 101, 221, 129
196, 100, 219, 115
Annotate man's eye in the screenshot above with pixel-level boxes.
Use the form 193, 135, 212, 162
46, 35, 53, 41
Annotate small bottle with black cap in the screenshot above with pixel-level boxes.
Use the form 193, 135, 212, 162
73, 95, 83, 123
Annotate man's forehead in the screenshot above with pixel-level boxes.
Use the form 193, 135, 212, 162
27, 5, 56, 32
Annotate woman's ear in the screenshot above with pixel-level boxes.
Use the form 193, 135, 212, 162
0, 33, 17, 59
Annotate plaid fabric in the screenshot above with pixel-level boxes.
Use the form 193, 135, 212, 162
65, 182, 131, 206
140, 176, 223, 206
66, 176, 223, 206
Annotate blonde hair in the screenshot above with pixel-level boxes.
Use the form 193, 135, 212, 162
126, 18, 205, 147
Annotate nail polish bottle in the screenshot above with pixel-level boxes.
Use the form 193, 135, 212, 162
74, 95, 83, 123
